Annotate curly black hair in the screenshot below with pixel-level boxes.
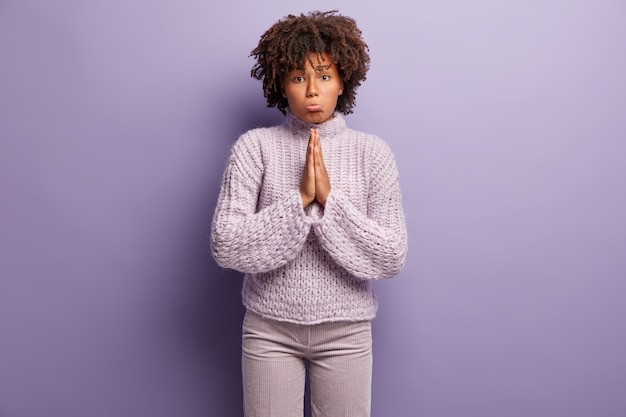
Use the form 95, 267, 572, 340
250, 10, 370, 115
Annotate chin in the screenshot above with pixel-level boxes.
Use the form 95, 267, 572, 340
309, 113, 333, 124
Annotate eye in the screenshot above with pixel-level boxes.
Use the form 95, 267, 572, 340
320, 74, 330, 81
293, 76, 304, 83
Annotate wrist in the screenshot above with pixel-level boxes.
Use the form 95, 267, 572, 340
317, 189, 330, 207
300, 191, 314, 208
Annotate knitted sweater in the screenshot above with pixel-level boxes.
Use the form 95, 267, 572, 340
211, 110, 408, 324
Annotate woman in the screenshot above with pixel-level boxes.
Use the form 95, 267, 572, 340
211, 10, 408, 417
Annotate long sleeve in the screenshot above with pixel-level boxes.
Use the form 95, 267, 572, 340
210, 111, 407, 324
312, 139, 408, 280
211, 134, 312, 274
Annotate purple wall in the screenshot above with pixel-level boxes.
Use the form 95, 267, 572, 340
1, 1, 625, 416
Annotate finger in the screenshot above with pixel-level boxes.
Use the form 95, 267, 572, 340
317, 133, 324, 164
299, 129, 312, 208
309, 128, 317, 151
314, 130, 325, 170
309, 128, 316, 155
313, 129, 321, 160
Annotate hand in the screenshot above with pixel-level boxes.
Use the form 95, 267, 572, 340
300, 129, 317, 207
313, 129, 331, 206
300, 128, 331, 208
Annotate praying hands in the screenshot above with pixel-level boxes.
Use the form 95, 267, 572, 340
300, 128, 331, 208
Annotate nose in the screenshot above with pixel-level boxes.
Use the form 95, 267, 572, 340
306, 80, 318, 97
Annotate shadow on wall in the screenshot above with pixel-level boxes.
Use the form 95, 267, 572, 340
206, 267, 246, 412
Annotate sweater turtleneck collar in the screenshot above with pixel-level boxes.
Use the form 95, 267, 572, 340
284, 107, 347, 138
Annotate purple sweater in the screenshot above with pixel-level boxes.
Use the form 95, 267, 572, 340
211, 110, 408, 324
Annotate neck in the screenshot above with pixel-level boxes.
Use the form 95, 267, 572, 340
285, 108, 346, 138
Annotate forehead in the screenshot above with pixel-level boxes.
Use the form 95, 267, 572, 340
292, 52, 334, 72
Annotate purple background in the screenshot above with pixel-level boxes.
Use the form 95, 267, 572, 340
1, 1, 625, 416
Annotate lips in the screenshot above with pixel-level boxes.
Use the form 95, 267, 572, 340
305, 104, 322, 112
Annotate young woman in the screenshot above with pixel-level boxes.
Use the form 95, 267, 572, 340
211, 10, 408, 417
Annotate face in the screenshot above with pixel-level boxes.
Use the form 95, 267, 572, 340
282, 52, 344, 124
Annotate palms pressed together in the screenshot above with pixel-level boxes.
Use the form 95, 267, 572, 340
300, 128, 331, 208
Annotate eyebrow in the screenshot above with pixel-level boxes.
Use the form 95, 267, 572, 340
291, 63, 332, 73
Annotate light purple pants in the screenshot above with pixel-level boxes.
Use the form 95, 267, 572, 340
242, 310, 373, 417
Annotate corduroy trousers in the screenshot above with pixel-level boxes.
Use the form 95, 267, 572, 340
242, 309, 373, 417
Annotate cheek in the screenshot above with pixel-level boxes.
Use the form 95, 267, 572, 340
283, 85, 299, 99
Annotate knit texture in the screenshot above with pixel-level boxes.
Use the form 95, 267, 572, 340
211, 110, 408, 324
